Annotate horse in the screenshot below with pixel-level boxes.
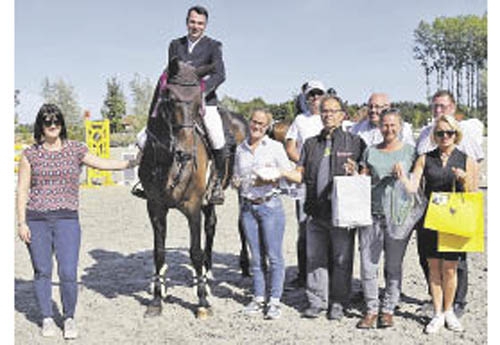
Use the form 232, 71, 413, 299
138, 58, 248, 318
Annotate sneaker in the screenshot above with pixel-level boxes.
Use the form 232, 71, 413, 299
41, 318, 57, 337
63, 318, 78, 339
444, 310, 464, 332
265, 303, 282, 320
327, 303, 344, 321
242, 299, 265, 315
424, 313, 445, 334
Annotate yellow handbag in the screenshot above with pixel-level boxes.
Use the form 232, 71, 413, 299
438, 228, 484, 252
424, 191, 484, 238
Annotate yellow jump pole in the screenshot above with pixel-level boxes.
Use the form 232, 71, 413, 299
84, 119, 115, 187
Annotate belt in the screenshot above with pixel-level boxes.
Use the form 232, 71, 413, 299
243, 194, 277, 205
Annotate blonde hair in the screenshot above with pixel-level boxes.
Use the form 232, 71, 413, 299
250, 108, 273, 126
432, 114, 463, 145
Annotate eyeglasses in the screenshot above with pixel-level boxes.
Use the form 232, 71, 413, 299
250, 119, 268, 128
43, 118, 62, 127
368, 104, 389, 112
435, 130, 456, 138
308, 90, 324, 98
432, 103, 451, 110
322, 109, 344, 116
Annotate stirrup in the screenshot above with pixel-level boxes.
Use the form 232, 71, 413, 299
208, 180, 225, 205
131, 182, 147, 199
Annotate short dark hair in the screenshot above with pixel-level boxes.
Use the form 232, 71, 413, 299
34, 103, 68, 144
432, 89, 456, 105
319, 95, 347, 113
186, 5, 209, 23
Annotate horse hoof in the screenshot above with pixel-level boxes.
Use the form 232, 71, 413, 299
197, 307, 213, 319
144, 304, 162, 318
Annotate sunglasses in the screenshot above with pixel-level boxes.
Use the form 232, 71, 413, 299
435, 130, 456, 138
308, 90, 324, 98
43, 118, 62, 127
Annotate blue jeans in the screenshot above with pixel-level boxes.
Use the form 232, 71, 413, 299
241, 196, 286, 300
27, 211, 81, 319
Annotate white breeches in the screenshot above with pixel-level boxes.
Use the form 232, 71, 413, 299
135, 105, 225, 151
203, 105, 225, 150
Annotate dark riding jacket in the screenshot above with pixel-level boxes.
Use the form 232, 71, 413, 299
298, 127, 366, 219
168, 36, 226, 106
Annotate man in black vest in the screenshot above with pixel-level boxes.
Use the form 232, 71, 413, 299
168, 5, 227, 204
282, 95, 366, 320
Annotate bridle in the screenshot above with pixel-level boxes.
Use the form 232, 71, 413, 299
146, 74, 207, 202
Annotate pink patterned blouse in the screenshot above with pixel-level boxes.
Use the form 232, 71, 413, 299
23, 140, 88, 212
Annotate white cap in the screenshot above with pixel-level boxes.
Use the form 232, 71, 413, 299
304, 80, 326, 96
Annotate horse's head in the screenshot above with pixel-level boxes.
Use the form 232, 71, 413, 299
156, 58, 214, 140
142, 58, 215, 206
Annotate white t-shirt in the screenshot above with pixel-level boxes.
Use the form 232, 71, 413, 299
285, 113, 323, 154
350, 119, 415, 147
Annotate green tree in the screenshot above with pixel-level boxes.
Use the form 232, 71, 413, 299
15, 89, 20, 125
101, 77, 127, 133
129, 73, 154, 118
41, 77, 82, 126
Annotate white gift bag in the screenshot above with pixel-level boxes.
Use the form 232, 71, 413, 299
331, 175, 372, 228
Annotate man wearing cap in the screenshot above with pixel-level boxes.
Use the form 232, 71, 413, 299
350, 93, 415, 147
285, 80, 326, 287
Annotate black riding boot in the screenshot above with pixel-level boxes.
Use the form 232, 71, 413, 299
209, 149, 226, 205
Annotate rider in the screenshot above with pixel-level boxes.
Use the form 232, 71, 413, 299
133, 5, 227, 204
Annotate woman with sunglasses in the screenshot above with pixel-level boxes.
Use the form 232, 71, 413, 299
16, 104, 138, 339
395, 115, 474, 334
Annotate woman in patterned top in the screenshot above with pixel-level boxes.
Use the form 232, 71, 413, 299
16, 104, 138, 339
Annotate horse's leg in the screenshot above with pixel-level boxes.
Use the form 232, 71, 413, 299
237, 195, 251, 277
201, 204, 216, 276
187, 207, 212, 318
145, 200, 168, 318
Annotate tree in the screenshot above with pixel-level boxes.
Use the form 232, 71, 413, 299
129, 73, 154, 130
101, 77, 127, 133
15, 89, 20, 125
413, 14, 487, 124
41, 77, 82, 126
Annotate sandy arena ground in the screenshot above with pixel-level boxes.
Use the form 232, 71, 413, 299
15, 144, 488, 344
14, 184, 487, 345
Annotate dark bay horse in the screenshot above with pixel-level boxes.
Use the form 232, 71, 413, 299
138, 58, 247, 318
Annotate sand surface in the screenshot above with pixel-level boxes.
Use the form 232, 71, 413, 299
14, 183, 487, 344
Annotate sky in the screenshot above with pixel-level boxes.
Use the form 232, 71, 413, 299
14, 0, 488, 124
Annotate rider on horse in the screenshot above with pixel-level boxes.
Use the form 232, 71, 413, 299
133, 5, 227, 205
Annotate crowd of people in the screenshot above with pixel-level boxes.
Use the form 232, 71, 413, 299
16, 5, 485, 340
232, 83, 484, 335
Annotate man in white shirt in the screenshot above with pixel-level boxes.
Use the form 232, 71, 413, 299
285, 80, 326, 287
350, 93, 415, 147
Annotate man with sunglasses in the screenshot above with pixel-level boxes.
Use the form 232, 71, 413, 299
350, 93, 415, 146
284, 80, 326, 288
415, 89, 484, 318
